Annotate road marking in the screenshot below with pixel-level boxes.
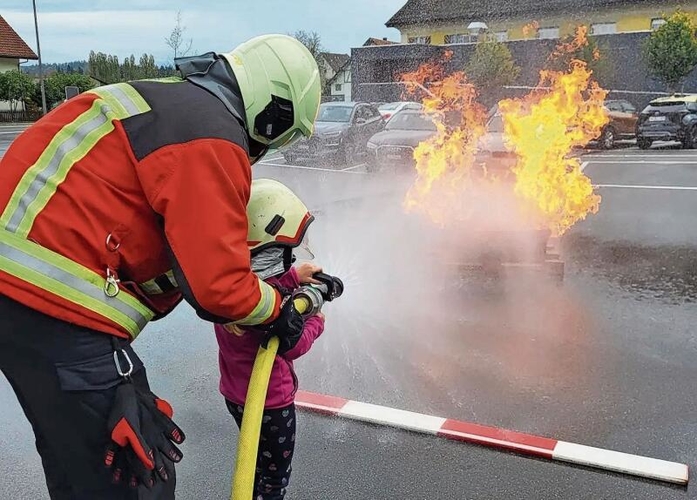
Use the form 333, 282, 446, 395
585, 154, 697, 158
257, 161, 367, 175
296, 390, 689, 485
586, 160, 697, 165
580, 161, 589, 172
595, 184, 697, 191
341, 163, 366, 171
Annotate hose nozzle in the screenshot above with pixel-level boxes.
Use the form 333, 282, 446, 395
292, 272, 344, 317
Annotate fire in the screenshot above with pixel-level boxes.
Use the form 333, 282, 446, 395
523, 21, 540, 37
400, 62, 488, 226
499, 27, 608, 236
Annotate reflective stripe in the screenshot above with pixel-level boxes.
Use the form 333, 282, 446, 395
0, 230, 154, 338
0, 83, 150, 238
139, 270, 179, 296
233, 280, 277, 326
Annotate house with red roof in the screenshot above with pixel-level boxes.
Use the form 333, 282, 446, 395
0, 15, 39, 112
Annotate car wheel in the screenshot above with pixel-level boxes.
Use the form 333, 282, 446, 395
637, 138, 652, 150
600, 126, 616, 150
683, 126, 697, 149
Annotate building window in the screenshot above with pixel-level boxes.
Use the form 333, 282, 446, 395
651, 18, 667, 30
408, 36, 432, 44
537, 27, 560, 39
444, 33, 472, 44
591, 22, 617, 35
335, 84, 342, 92
495, 31, 509, 42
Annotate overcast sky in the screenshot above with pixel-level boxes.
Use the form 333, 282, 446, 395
3, 1, 405, 64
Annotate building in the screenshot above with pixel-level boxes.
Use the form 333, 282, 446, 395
327, 59, 352, 102
0, 15, 38, 113
386, 0, 697, 45
317, 52, 350, 95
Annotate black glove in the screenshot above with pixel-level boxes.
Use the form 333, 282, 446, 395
104, 382, 185, 489
261, 296, 305, 354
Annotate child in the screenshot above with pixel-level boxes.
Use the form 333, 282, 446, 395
215, 179, 326, 500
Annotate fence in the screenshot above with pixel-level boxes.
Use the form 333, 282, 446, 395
0, 110, 42, 123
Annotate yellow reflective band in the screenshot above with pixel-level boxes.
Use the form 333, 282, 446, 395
0, 230, 155, 338
0, 83, 151, 238
233, 280, 278, 326
139, 270, 179, 296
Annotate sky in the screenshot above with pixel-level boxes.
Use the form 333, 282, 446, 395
3, 0, 405, 64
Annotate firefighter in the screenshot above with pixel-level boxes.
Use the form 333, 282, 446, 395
0, 34, 321, 500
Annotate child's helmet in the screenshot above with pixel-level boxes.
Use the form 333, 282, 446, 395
247, 179, 314, 255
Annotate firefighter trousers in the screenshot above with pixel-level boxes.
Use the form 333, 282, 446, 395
0, 293, 176, 500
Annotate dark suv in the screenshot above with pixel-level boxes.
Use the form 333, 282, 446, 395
282, 102, 385, 164
636, 95, 697, 149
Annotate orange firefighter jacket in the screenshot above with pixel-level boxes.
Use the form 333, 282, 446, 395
0, 79, 281, 339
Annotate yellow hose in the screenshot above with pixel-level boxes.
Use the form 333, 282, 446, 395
231, 296, 311, 500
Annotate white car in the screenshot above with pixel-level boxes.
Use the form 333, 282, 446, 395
378, 101, 422, 122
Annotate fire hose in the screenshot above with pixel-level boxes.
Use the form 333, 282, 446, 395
231, 272, 344, 500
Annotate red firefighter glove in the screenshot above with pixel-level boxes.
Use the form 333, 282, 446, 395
104, 383, 185, 487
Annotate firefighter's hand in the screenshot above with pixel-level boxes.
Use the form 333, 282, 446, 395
104, 383, 184, 488
295, 262, 323, 285
260, 296, 304, 354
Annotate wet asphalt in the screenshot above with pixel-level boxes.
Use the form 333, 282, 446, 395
1, 127, 697, 499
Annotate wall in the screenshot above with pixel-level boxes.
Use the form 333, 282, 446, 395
0, 57, 21, 112
397, 1, 697, 44
352, 32, 697, 109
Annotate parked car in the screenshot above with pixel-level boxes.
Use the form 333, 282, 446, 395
377, 101, 423, 121
596, 99, 638, 149
636, 94, 697, 149
283, 102, 385, 164
366, 110, 437, 171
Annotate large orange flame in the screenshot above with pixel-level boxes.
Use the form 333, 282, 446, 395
499, 27, 609, 236
400, 62, 488, 226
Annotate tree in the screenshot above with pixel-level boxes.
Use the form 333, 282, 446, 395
0, 70, 35, 118
546, 25, 612, 84
42, 73, 95, 109
465, 37, 520, 106
291, 30, 326, 89
165, 11, 193, 61
643, 10, 697, 92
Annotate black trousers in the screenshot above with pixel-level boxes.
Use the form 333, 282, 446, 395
0, 294, 176, 500
226, 400, 296, 500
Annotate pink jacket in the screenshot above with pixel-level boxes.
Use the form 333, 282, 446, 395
215, 267, 325, 409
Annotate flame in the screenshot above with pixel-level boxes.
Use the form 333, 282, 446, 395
499, 28, 609, 236
523, 21, 540, 37
400, 62, 488, 226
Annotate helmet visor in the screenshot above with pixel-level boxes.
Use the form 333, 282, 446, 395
254, 95, 294, 143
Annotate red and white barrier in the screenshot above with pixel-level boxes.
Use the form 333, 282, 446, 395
296, 391, 688, 485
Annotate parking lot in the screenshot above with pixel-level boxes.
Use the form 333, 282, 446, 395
1, 125, 697, 499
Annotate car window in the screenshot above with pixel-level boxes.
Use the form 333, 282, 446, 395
687, 102, 697, 112
621, 102, 636, 113
385, 112, 437, 131
605, 101, 621, 112
355, 106, 373, 121
317, 105, 353, 122
365, 106, 381, 119
487, 115, 504, 133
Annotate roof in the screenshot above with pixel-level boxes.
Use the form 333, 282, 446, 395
0, 15, 38, 59
364, 37, 398, 46
320, 52, 350, 73
386, 0, 666, 27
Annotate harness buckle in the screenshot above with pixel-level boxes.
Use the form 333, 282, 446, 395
104, 268, 120, 297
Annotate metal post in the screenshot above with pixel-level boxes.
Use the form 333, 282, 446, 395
32, 0, 47, 115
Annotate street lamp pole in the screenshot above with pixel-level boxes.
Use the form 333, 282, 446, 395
32, 0, 47, 115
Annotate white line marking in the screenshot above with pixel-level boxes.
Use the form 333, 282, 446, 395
580, 161, 589, 172
585, 154, 697, 158
341, 163, 366, 171
257, 162, 367, 175
595, 184, 697, 191
586, 161, 697, 165
553, 441, 688, 485
338, 401, 447, 434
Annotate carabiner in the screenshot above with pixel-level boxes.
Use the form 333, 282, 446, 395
105, 233, 121, 252
104, 268, 120, 297
113, 349, 134, 378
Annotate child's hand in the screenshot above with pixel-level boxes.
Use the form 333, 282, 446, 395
296, 262, 323, 284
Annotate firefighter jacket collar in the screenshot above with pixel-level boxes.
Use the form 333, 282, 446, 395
175, 52, 247, 130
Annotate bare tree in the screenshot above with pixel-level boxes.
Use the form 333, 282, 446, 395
165, 11, 193, 60
292, 30, 324, 60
